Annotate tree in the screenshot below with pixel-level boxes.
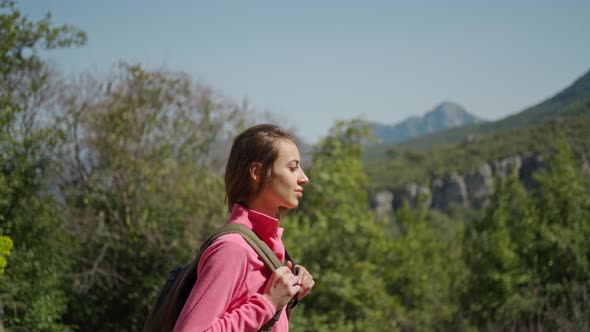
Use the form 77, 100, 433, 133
283, 120, 401, 331
0, 1, 86, 330
463, 174, 536, 327
463, 134, 590, 330
384, 199, 469, 331
54, 63, 248, 331
526, 134, 590, 329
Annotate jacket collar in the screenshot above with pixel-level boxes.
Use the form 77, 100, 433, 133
229, 204, 282, 237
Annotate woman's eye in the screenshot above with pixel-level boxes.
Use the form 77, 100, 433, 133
290, 167, 298, 171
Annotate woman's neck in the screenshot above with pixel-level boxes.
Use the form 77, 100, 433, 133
246, 199, 279, 219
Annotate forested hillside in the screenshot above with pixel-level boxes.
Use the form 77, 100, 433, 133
366, 114, 590, 191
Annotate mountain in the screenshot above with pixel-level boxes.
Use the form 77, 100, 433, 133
364, 67, 590, 191
370, 101, 483, 145
397, 69, 590, 149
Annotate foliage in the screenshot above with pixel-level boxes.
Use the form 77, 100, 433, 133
284, 120, 401, 331
1, 196, 74, 332
0, 1, 85, 330
365, 114, 590, 191
384, 201, 469, 331
463, 134, 590, 330
464, 174, 536, 325
54, 63, 248, 331
0, 235, 12, 274
283, 120, 472, 331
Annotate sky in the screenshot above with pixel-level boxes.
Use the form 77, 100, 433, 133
19, 0, 590, 144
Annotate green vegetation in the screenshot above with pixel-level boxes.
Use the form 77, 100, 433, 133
2, 2, 590, 331
365, 114, 590, 191
0, 1, 85, 330
0, 235, 12, 274
55, 63, 246, 331
284, 121, 402, 331
463, 135, 590, 330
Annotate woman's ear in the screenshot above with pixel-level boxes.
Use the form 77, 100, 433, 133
249, 162, 263, 183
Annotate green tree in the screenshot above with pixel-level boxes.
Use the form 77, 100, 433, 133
54, 63, 248, 331
463, 174, 537, 327
526, 134, 590, 329
0, 1, 86, 330
285, 120, 469, 331
383, 196, 469, 331
463, 134, 590, 330
284, 120, 401, 331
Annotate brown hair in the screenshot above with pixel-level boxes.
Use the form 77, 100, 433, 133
224, 124, 296, 212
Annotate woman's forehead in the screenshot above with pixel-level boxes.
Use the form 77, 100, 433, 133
275, 139, 300, 161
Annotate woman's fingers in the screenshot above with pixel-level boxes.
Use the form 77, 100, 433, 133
294, 265, 315, 300
264, 266, 302, 309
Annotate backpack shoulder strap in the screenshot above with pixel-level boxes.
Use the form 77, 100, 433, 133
207, 223, 282, 271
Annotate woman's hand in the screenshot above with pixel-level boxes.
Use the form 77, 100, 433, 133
293, 264, 314, 301
263, 265, 301, 311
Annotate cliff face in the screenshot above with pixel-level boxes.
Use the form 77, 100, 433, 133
371, 151, 590, 216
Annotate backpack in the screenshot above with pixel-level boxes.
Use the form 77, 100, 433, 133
142, 223, 288, 332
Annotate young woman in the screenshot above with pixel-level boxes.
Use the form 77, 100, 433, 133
173, 124, 315, 332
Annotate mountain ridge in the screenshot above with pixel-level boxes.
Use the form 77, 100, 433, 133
395, 68, 590, 149
370, 101, 483, 145
364, 67, 590, 191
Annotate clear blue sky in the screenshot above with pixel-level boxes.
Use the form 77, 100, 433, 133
20, 0, 590, 143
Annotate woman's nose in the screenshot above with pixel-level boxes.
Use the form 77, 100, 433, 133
299, 171, 309, 185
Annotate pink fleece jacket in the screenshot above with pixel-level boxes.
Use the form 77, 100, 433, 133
173, 204, 288, 332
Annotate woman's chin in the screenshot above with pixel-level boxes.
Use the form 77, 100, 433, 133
283, 201, 298, 209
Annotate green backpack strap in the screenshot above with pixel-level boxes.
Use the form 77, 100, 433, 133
204, 224, 284, 332
212, 224, 282, 270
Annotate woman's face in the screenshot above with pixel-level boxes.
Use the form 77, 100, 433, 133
255, 139, 309, 213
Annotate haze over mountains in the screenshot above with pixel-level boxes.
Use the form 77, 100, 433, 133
370, 101, 483, 145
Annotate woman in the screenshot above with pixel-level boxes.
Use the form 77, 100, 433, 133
174, 124, 315, 331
